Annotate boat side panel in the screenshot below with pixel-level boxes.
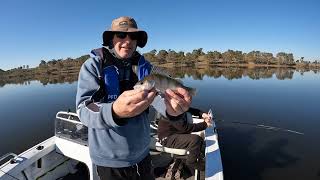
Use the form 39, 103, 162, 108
204, 121, 224, 180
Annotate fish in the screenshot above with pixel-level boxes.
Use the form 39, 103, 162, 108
134, 73, 196, 96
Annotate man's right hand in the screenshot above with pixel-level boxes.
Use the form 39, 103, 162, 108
112, 88, 157, 118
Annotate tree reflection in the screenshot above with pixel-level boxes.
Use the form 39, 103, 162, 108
166, 66, 309, 80
0, 66, 319, 87
0, 73, 78, 87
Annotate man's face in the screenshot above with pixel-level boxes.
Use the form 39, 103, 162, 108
112, 32, 137, 59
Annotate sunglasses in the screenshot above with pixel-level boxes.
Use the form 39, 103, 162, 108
114, 32, 138, 40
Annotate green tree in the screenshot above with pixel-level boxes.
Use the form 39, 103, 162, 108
205, 51, 222, 64
184, 52, 195, 65
221, 50, 233, 63
166, 49, 178, 63
143, 49, 157, 62
57, 61, 64, 69
245, 51, 275, 64
221, 50, 244, 64
191, 48, 205, 61
39, 60, 47, 67
47, 59, 57, 66
157, 50, 168, 64
276, 52, 294, 65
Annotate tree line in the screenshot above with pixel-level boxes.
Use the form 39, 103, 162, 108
1, 49, 319, 77
0, 55, 90, 85
1, 66, 318, 87
143, 48, 319, 67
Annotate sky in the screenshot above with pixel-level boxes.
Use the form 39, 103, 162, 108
0, 0, 319, 70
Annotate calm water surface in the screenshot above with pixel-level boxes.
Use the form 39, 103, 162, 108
0, 69, 319, 180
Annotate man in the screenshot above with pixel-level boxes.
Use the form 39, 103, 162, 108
76, 16, 192, 180
157, 107, 212, 172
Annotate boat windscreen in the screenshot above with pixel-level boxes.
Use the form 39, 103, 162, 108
55, 112, 88, 146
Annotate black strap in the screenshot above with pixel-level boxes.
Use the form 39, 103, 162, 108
91, 51, 107, 102
90, 48, 144, 104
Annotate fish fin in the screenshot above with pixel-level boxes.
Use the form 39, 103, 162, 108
132, 65, 138, 76
150, 66, 171, 77
149, 80, 156, 90
174, 78, 184, 84
133, 84, 146, 91
186, 87, 197, 96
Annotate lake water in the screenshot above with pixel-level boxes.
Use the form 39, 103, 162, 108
0, 67, 319, 180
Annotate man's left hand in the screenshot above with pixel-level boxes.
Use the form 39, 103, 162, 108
164, 87, 192, 117
202, 113, 213, 127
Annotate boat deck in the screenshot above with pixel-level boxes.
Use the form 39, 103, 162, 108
1, 111, 222, 180
59, 151, 205, 180
151, 149, 206, 180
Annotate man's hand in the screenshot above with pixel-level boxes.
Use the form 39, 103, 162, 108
202, 113, 213, 127
112, 88, 157, 118
164, 87, 192, 117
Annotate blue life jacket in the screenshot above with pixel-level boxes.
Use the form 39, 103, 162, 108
90, 48, 152, 102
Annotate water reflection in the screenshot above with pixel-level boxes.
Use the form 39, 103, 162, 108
167, 66, 301, 80
1, 67, 319, 87
0, 66, 319, 179
219, 126, 299, 180
0, 74, 78, 87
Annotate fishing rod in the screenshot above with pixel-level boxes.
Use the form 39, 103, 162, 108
214, 119, 304, 135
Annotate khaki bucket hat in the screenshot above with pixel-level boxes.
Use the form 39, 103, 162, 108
103, 16, 148, 48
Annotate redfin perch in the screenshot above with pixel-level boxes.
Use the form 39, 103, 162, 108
134, 73, 196, 96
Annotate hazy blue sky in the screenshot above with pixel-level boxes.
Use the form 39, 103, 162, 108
0, 0, 319, 70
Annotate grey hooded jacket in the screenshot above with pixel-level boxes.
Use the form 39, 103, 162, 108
76, 53, 150, 167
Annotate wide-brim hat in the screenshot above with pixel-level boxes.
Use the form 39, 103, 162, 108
103, 16, 148, 48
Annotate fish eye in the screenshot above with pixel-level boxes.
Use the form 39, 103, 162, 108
140, 82, 143, 85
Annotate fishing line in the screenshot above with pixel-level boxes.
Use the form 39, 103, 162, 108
215, 119, 304, 135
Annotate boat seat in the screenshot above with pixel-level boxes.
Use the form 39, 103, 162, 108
149, 135, 201, 180
149, 112, 204, 179
149, 113, 204, 156
149, 136, 189, 156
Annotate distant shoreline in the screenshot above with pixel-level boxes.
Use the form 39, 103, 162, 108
1, 62, 319, 87
156, 62, 319, 69
1, 48, 319, 85
1, 61, 319, 78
